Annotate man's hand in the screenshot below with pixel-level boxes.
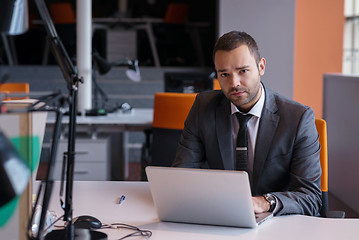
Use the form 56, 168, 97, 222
252, 196, 270, 214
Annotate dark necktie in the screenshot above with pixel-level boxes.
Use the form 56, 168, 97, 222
235, 113, 252, 171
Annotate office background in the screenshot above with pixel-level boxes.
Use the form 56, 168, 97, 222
1, 0, 358, 221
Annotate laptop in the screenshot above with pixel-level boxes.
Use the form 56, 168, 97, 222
145, 166, 273, 228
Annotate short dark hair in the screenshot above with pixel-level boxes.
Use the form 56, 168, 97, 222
213, 31, 261, 64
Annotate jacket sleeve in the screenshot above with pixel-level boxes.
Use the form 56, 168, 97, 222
273, 108, 322, 216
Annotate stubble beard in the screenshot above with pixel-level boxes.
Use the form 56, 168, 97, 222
229, 81, 261, 110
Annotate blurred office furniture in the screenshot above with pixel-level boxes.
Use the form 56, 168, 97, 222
323, 73, 359, 217
0, 100, 47, 239
1, 34, 18, 65
164, 3, 189, 24
2, 65, 212, 181
53, 138, 110, 181
45, 108, 153, 181
315, 118, 345, 218
49, 2, 75, 24
94, 3, 189, 67
213, 78, 221, 90
88, 50, 141, 116
42, 2, 76, 65
93, 17, 162, 67
142, 92, 196, 179
93, 3, 209, 67
92, 19, 138, 65
164, 72, 213, 93
156, 3, 207, 67
0, 82, 30, 100
156, 3, 190, 66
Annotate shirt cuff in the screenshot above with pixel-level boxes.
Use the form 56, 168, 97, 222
272, 195, 283, 215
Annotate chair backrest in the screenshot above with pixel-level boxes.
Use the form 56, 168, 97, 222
150, 92, 197, 167
164, 3, 189, 24
315, 118, 329, 214
153, 92, 197, 130
50, 3, 76, 24
0, 83, 30, 100
213, 78, 221, 90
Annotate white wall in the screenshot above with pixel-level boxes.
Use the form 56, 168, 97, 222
217, 0, 295, 99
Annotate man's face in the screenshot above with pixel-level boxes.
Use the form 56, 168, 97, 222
214, 45, 266, 112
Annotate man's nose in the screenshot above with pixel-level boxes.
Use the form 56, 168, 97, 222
231, 74, 242, 87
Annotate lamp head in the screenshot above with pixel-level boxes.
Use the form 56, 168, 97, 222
92, 48, 141, 81
126, 59, 141, 82
93, 51, 112, 75
0, 0, 28, 35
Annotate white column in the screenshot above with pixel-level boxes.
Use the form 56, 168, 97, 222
77, 0, 92, 114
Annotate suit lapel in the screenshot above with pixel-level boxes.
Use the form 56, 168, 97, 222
216, 97, 234, 170
252, 87, 280, 194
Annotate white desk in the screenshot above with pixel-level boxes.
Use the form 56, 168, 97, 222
44, 181, 359, 240
45, 108, 153, 180
46, 108, 153, 134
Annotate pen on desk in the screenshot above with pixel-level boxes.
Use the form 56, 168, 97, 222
118, 195, 125, 205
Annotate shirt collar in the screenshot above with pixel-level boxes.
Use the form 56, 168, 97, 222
231, 83, 265, 118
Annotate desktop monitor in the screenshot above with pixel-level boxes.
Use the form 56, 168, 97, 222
164, 72, 213, 93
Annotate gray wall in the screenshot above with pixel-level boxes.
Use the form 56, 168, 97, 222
323, 73, 359, 215
0, 65, 211, 109
217, 0, 295, 99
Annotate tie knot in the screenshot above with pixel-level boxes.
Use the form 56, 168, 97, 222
235, 113, 252, 127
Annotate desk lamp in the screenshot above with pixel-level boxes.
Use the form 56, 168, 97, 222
0, 0, 30, 228
87, 51, 141, 116
0, 1, 106, 239
0, 0, 28, 35
94, 50, 141, 82
32, 0, 107, 239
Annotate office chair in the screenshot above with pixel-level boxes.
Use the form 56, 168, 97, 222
42, 2, 76, 65
315, 118, 345, 218
213, 79, 221, 90
0, 82, 30, 100
164, 3, 189, 24
155, 3, 193, 66
141, 92, 197, 179
49, 3, 76, 24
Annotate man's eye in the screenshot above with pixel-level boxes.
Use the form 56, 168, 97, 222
240, 69, 248, 73
220, 73, 229, 77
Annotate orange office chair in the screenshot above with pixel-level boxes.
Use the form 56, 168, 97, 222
152, 92, 197, 130
49, 3, 76, 24
164, 3, 189, 24
0, 83, 30, 100
213, 78, 221, 90
156, 3, 191, 66
315, 118, 345, 218
42, 2, 76, 65
142, 92, 197, 178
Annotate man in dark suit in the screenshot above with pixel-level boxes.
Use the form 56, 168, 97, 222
172, 31, 322, 216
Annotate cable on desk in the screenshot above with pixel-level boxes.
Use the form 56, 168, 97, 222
102, 223, 152, 239
45, 214, 65, 232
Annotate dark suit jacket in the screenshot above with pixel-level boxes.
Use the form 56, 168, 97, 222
172, 85, 322, 216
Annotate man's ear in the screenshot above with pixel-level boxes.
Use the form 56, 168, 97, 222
258, 58, 266, 76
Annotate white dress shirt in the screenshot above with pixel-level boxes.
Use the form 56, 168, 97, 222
230, 84, 282, 213
231, 84, 265, 183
